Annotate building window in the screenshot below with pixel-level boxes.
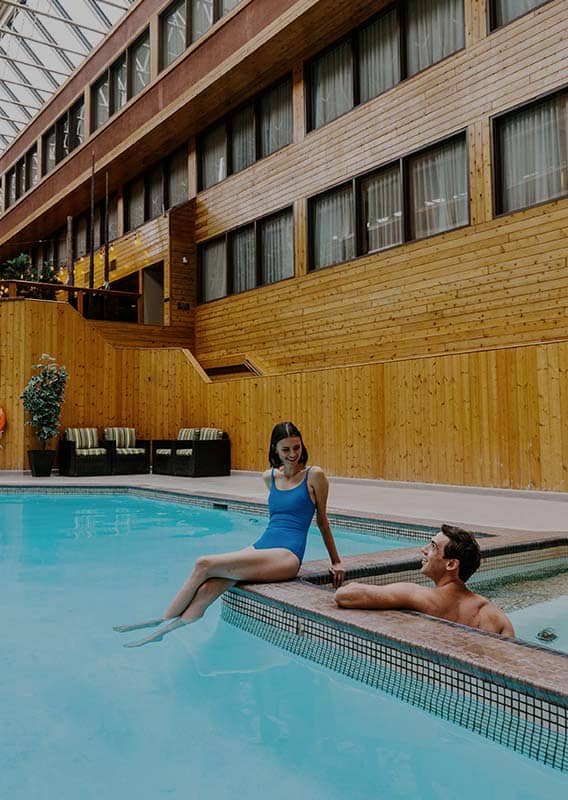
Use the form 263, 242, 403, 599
5, 169, 16, 208
310, 184, 356, 270
307, 1, 464, 131
73, 213, 90, 259
495, 93, 568, 215
406, 0, 464, 77
409, 136, 468, 239
359, 8, 400, 104
489, 0, 550, 29
93, 75, 110, 130
161, 0, 187, 68
25, 146, 38, 191
309, 40, 354, 130
201, 236, 227, 301
146, 164, 164, 219
69, 100, 85, 151
110, 55, 127, 113
5, 145, 39, 206
125, 175, 145, 231
43, 127, 56, 175
191, 0, 214, 42
309, 133, 468, 269
165, 145, 188, 208
259, 208, 294, 284
259, 79, 293, 158
199, 206, 294, 301
360, 164, 402, 253
198, 76, 292, 189
130, 31, 151, 96
200, 122, 227, 189
92, 30, 150, 132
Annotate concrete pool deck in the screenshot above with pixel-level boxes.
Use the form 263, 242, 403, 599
1, 468, 567, 531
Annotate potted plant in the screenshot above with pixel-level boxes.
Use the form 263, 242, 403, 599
20, 354, 68, 476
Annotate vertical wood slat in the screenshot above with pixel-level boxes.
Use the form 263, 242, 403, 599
2, 299, 568, 491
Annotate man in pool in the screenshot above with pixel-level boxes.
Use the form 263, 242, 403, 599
335, 524, 515, 636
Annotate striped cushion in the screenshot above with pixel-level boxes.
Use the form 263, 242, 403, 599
66, 428, 98, 448
116, 447, 146, 455
175, 448, 193, 456
105, 427, 136, 448
200, 427, 224, 440
178, 428, 200, 441
76, 447, 107, 456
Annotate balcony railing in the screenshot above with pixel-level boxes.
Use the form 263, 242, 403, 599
0, 280, 143, 323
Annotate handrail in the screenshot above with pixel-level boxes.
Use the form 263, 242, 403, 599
0, 279, 143, 323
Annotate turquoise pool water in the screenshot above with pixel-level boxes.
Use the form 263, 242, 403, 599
2, 493, 565, 799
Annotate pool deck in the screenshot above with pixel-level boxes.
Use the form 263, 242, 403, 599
2, 468, 567, 731
1, 468, 567, 531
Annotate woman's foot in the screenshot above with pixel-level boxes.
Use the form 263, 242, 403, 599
123, 618, 187, 647
113, 618, 165, 633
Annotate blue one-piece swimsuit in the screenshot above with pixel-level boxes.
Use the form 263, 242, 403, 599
252, 468, 316, 563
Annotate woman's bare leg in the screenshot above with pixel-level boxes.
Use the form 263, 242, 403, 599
123, 578, 235, 647
119, 547, 299, 645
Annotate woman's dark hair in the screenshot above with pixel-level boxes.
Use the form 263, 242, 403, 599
268, 421, 308, 467
441, 524, 481, 582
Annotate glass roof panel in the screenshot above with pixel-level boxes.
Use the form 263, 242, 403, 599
0, 0, 135, 154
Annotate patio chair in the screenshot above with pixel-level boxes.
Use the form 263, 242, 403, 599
58, 427, 112, 476
103, 427, 150, 475
152, 427, 231, 477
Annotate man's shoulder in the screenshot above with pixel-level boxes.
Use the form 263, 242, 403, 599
474, 594, 514, 635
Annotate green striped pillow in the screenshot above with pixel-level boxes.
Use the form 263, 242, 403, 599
105, 427, 136, 448
66, 428, 98, 448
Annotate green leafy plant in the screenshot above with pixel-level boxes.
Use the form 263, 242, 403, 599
0, 253, 62, 299
20, 354, 69, 449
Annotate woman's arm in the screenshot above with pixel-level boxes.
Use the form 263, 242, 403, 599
309, 467, 344, 588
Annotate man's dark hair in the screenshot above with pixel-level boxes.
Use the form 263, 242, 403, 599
440, 524, 481, 582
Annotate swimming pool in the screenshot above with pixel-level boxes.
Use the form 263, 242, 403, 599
2, 492, 566, 798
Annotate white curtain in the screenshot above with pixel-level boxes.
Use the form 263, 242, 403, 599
231, 226, 256, 293
163, 1, 186, 67
126, 176, 145, 231
191, 0, 213, 42
231, 104, 255, 173
260, 79, 293, 157
311, 40, 353, 129
167, 146, 188, 208
409, 137, 468, 239
94, 79, 109, 129
260, 210, 294, 284
222, 0, 239, 15
312, 185, 355, 269
359, 8, 400, 104
201, 123, 227, 189
202, 238, 227, 301
406, 0, 464, 76
499, 97, 568, 213
361, 165, 402, 253
494, 0, 547, 27
147, 165, 164, 220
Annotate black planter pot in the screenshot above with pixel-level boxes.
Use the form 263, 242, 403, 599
28, 449, 56, 477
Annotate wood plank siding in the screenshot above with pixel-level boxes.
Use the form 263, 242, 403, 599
1, 0, 567, 490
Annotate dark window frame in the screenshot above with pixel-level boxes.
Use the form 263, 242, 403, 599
197, 74, 293, 191
487, 0, 553, 32
492, 87, 568, 218
198, 204, 294, 302
308, 130, 469, 270
305, 0, 465, 133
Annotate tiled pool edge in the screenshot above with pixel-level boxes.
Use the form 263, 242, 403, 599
223, 587, 568, 772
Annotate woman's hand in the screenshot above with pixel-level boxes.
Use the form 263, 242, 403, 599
329, 561, 345, 589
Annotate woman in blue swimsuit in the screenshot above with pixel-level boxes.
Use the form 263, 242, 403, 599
116, 421, 344, 647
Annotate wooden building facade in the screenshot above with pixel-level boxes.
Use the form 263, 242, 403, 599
1, 0, 568, 489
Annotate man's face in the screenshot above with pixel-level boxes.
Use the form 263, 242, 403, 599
420, 531, 451, 579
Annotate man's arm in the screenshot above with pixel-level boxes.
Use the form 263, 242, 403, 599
335, 581, 438, 615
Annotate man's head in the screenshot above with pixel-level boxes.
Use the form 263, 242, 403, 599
421, 524, 481, 583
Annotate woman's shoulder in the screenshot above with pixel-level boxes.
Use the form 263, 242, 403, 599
307, 465, 327, 482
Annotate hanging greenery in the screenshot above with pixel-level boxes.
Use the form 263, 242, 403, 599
0, 253, 62, 299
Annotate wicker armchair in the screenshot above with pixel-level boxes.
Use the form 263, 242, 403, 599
103, 427, 150, 474
152, 427, 231, 477
58, 427, 112, 476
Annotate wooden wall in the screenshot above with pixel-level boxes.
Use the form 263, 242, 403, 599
1, 300, 567, 491
192, 0, 568, 372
